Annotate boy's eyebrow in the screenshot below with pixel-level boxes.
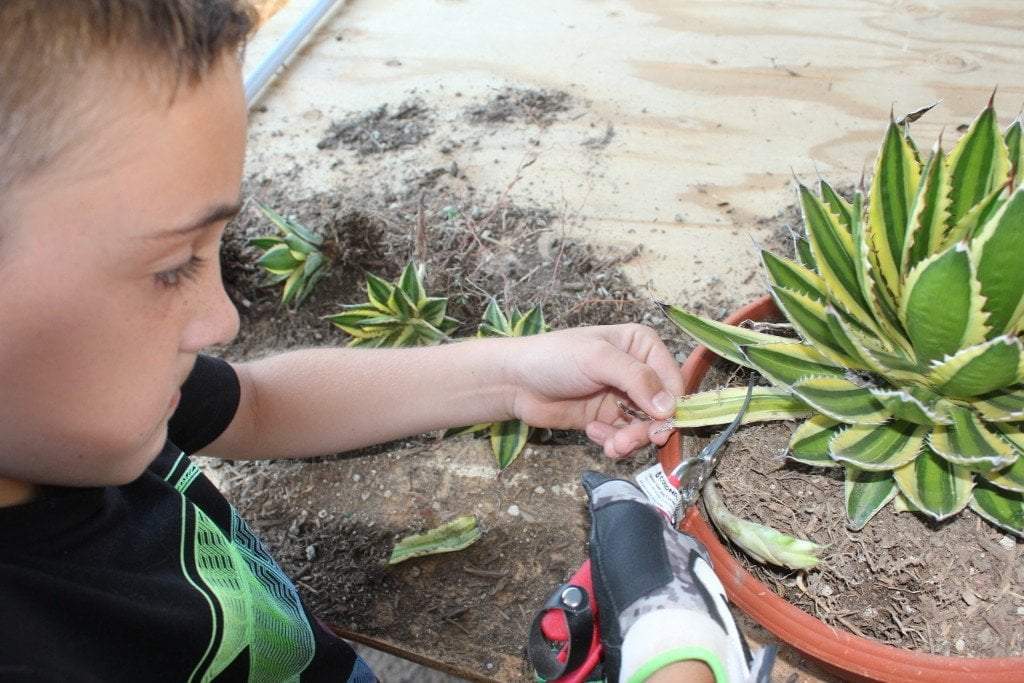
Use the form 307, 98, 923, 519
149, 201, 242, 239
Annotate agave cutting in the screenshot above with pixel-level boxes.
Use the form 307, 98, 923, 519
249, 202, 329, 307
668, 101, 1024, 538
325, 262, 458, 348
445, 300, 548, 470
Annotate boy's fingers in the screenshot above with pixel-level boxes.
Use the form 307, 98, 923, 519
608, 421, 655, 459
627, 327, 685, 399
589, 347, 675, 420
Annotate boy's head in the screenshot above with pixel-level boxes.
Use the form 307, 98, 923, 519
0, 1, 255, 494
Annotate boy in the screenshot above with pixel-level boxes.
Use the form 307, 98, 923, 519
0, 2, 770, 681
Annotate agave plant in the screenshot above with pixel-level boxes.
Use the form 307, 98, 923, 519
325, 262, 458, 347
668, 101, 1024, 538
445, 300, 548, 470
249, 202, 329, 307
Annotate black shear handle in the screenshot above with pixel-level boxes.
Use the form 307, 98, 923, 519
527, 583, 593, 681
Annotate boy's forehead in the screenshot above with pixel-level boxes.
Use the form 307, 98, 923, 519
16, 58, 247, 241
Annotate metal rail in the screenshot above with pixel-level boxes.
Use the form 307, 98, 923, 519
244, 0, 343, 106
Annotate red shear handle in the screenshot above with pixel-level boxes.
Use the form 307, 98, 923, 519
529, 560, 603, 683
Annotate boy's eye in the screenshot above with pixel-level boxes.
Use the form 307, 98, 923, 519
154, 255, 205, 289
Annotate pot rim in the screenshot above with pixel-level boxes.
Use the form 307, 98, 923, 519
658, 294, 1024, 682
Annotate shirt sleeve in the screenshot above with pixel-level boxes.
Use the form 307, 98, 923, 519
167, 354, 241, 455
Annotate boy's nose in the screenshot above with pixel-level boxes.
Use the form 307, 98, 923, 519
181, 280, 240, 352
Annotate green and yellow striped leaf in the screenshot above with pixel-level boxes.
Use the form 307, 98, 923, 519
703, 481, 825, 570
892, 492, 918, 513
398, 262, 426, 306
942, 185, 1006, 247
366, 273, 395, 311
1007, 117, 1022, 186
822, 306, 875, 371
800, 185, 878, 333
829, 422, 926, 471
663, 306, 793, 367
794, 235, 818, 271
249, 236, 282, 250
258, 243, 302, 273
900, 242, 987, 363
388, 284, 416, 320
993, 421, 1024, 453
513, 306, 546, 336
762, 251, 827, 301
982, 450, 1024, 494
771, 287, 856, 367
971, 189, 1024, 335
969, 480, 1024, 538
256, 201, 324, 246
790, 376, 890, 425
902, 147, 952, 274
971, 387, 1024, 422
674, 387, 812, 428
820, 181, 854, 235
869, 387, 950, 426
787, 414, 842, 467
853, 194, 917, 355
742, 343, 843, 387
281, 268, 303, 304
491, 419, 531, 470
419, 297, 449, 328
283, 233, 315, 256
867, 119, 922, 294
927, 335, 1023, 398
388, 516, 482, 564
945, 103, 1013, 227
825, 308, 923, 386
893, 448, 973, 521
481, 298, 512, 335
845, 466, 898, 531
928, 404, 1017, 469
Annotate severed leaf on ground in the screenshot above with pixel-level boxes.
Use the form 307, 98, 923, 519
703, 480, 825, 570
388, 516, 482, 565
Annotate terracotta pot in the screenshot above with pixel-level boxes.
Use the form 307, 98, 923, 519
658, 294, 1024, 683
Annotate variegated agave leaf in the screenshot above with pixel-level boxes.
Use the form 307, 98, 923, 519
324, 262, 458, 348
444, 299, 548, 470
250, 202, 329, 307
666, 102, 1024, 543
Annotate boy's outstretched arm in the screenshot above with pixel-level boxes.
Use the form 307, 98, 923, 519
202, 323, 684, 460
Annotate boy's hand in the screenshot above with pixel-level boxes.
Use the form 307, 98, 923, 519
505, 324, 683, 459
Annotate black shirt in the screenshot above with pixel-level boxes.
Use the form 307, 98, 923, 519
0, 356, 373, 682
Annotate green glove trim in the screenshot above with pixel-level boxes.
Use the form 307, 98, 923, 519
626, 645, 727, 683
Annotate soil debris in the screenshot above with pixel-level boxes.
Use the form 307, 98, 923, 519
465, 87, 572, 126
581, 124, 616, 149
317, 98, 434, 154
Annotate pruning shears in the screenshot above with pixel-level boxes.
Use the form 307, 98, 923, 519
527, 378, 756, 683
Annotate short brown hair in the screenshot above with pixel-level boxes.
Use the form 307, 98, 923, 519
0, 0, 257, 192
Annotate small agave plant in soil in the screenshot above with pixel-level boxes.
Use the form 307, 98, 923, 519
445, 300, 549, 470
667, 100, 1024, 554
325, 262, 459, 347
249, 202, 329, 308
